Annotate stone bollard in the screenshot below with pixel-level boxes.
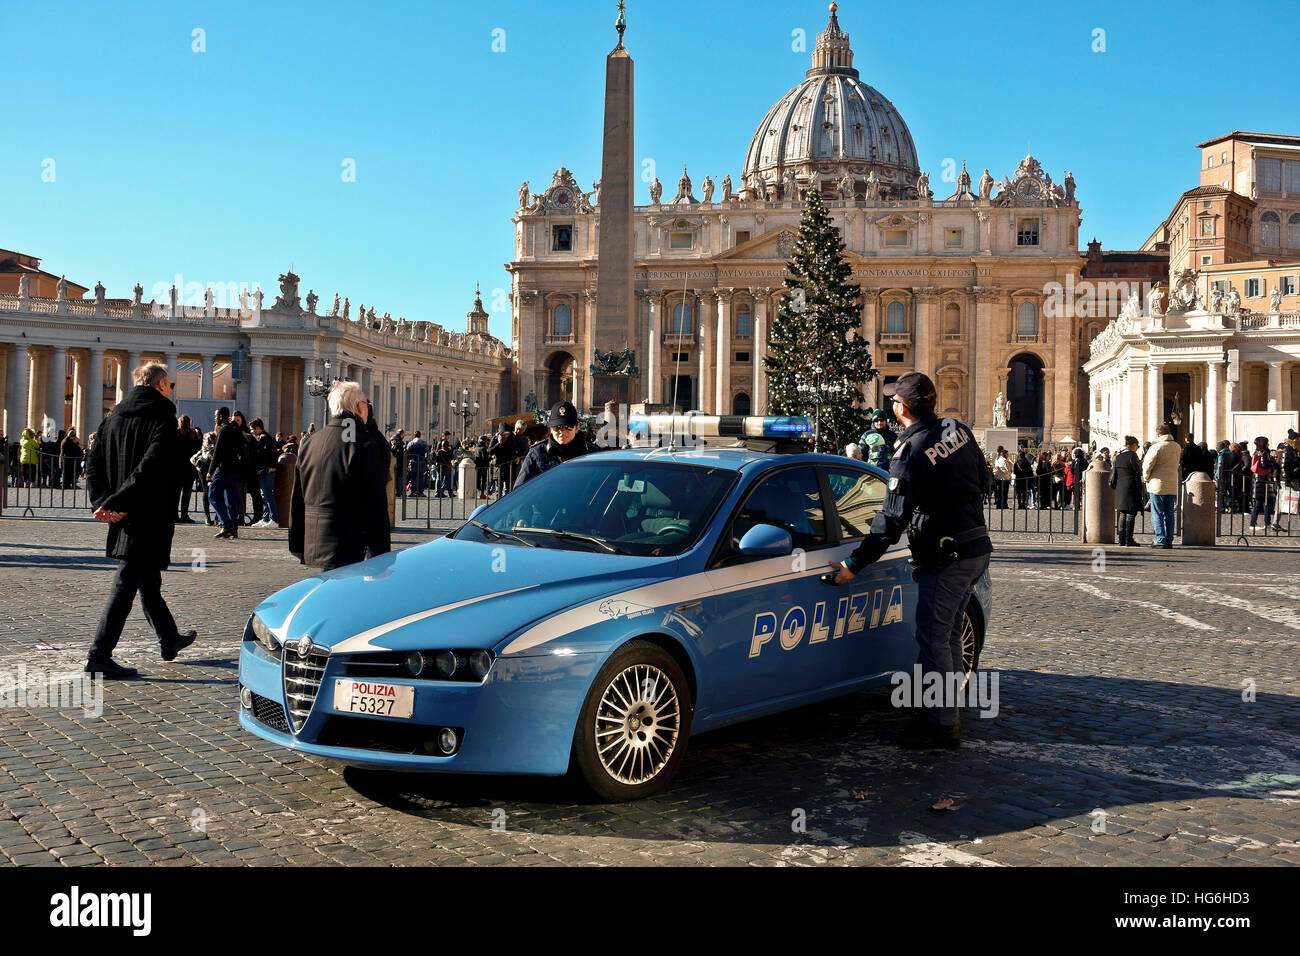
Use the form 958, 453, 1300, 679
1084, 458, 1115, 544
273, 454, 297, 528
1182, 473, 1216, 546
457, 457, 477, 501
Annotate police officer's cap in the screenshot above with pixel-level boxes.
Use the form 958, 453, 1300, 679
883, 372, 937, 410
547, 401, 579, 428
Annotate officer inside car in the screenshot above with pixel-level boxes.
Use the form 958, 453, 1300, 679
826, 372, 992, 749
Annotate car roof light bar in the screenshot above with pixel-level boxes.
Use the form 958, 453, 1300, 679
628, 414, 814, 444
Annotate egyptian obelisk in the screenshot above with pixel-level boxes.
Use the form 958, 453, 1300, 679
592, 1, 637, 408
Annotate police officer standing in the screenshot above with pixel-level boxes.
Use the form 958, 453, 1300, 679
516, 401, 592, 486
827, 372, 992, 748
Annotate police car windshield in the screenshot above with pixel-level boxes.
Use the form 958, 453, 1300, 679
456, 459, 737, 557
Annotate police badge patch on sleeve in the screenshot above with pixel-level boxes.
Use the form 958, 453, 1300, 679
888, 476, 900, 491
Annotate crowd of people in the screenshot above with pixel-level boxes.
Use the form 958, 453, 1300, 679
386, 418, 536, 500
2, 426, 89, 489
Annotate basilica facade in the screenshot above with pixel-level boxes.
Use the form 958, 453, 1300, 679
508, 5, 1088, 441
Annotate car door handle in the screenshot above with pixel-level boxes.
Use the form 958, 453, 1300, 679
675, 601, 702, 613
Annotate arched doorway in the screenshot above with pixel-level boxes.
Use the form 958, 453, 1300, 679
1006, 353, 1044, 433
544, 351, 575, 410
666, 374, 693, 412
732, 392, 751, 416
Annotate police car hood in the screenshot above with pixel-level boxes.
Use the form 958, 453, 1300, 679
252, 537, 675, 656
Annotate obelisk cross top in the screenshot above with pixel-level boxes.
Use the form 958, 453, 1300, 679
615, 1, 627, 48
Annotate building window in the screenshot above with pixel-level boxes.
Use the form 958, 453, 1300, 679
944, 302, 960, 334
1288, 213, 1300, 247
552, 303, 571, 337
1017, 219, 1040, 246
551, 224, 572, 251
1286, 160, 1300, 195
1221, 151, 1228, 163
1200, 218, 1215, 236
1244, 277, 1262, 298
735, 351, 751, 364
1260, 211, 1281, 246
732, 393, 751, 416
671, 303, 692, 333
735, 308, 751, 336
885, 301, 905, 333
1017, 302, 1038, 335
1282, 275, 1298, 296
670, 231, 693, 249
1088, 324, 1100, 341
1207, 155, 1215, 167
1258, 158, 1283, 193
886, 352, 904, 363
1201, 255, 1213, 267
945, 228, 963, 248
735, 230, 751, 245
884, 229, 908, 246
671, 352, 689, 363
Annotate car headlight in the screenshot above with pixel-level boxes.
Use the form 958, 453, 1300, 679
250, 615, 280, 655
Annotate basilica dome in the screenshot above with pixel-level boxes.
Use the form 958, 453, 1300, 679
740, 3, 920, 200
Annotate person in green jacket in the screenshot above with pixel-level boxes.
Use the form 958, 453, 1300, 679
19, 428, 39, 487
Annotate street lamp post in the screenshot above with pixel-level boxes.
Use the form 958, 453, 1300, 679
449, 388, 479, 443
304, 359, 340, 427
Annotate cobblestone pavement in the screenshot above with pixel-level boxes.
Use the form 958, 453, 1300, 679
0, 515, 1297, 867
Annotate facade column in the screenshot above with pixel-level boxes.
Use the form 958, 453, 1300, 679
645, 291, 661, 404
6, 345, 30, 437
86, 348, 105, 436
125, 351, 141, 394
973, 289, 995, 428
715, 290, 732, 415
164, 352, 179, 395
1206, 359, 1222, 446
914, 288, 937, 379
1041, 367, 1057, 440
45, 346, 67, 433
697, 291, 714, 414
753, 290, 769, 414
1146, 363, 1163, 440
1267, 361, 1283, 412
70, 352, 85, 441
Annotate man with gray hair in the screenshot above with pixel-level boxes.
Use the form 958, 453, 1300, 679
289, 381, 391, 569
84, 362, 197, 678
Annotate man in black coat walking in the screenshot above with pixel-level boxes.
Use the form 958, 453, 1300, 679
289, 382, 392, 570
83, 362, 197, 678
208, 407, 245, 538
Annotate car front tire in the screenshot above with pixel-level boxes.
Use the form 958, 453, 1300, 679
961, 600, 985, 674
572, 640, 693, 802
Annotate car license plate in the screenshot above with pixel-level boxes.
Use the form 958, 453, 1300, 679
333, 679, 414, 719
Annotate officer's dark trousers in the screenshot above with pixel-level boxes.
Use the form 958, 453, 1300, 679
914, 553, 990, 727
90, 560, 178, 661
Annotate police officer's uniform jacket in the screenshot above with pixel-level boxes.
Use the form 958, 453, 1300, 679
842, 413, 992, 573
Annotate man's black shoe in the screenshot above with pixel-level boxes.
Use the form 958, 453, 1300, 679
85, 657, 139, 679
161, 630, 197, 662
177, 515, 195, 524
897, 716, 960, 749
214, 530, 231, 538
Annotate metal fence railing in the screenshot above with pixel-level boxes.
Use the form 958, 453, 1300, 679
984, 464, 1083, 538
395, 454, 512, 529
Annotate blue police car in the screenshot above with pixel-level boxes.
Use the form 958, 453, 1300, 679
237, 416, 992, 800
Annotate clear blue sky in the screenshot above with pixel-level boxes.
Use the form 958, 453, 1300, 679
5, 0, 1295, 340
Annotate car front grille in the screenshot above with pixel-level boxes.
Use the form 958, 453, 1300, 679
250, 691, 291, 733
283, 645, 330, 732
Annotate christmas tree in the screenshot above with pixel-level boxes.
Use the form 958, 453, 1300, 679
764, 187, 876, 451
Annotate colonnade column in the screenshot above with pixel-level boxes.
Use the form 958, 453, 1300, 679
1206, 359, 1222, 446
1146, 363, 1163, 440
246, 353, 262, 419
86, 349, 105, 436
200, 354, 214, 401
302, 357, 317, 431
5, 345, 30, 437
1267, 361, 1284, 412
45, 346, 67, 434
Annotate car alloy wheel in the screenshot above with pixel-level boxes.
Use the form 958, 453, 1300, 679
960, 601, 984, 674
572, 640, 693, 801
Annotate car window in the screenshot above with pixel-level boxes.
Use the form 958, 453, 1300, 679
824, 467, 885, 540
456, 459, 736, 556
723, 466, 828, 559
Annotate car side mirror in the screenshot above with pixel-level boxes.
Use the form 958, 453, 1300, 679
468, 504, 488, 521
737, 523, 793, 557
